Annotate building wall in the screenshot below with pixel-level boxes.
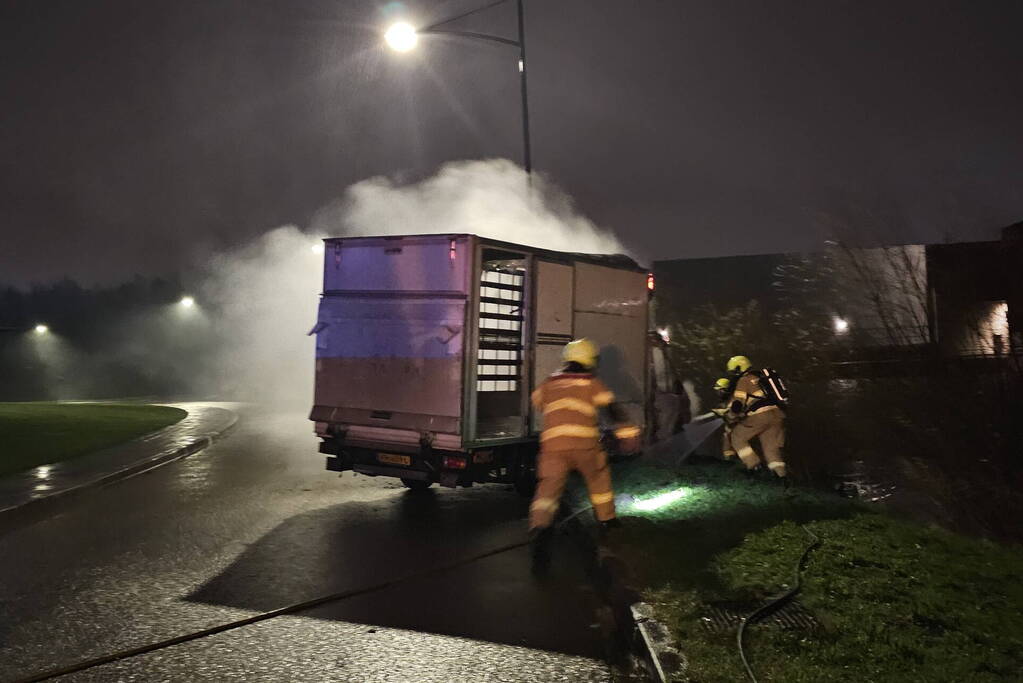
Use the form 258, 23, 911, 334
926, 239, 1011, 357
654, 224, 1020, 359
1003, 222, 1023, 353
831, 245, 930, 347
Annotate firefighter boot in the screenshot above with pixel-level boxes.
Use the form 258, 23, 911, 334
599, 517, 622, 539
529, 526, 554, 574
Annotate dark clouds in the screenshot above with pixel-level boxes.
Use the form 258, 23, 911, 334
2, 0, 1021, 284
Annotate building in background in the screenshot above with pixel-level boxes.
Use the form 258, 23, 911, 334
653, 221, 1021, 362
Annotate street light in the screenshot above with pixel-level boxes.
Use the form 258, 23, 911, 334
384, 0, 534, 175
384, 22, 418, 52
34, 324, 49, 335
833, 317, 850, 335
179, 296, 195, 308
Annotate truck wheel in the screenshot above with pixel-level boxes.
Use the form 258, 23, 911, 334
401, 478, 433, 492
511, 452, 537, 498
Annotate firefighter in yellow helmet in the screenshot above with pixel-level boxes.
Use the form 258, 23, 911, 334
725, 355, 787, 478
528, 338, 640, 569
712, 377, 737, 459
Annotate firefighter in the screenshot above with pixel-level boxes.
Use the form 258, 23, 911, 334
725, 355, 787, 478
712, 377, 737, 459
529, 338, 640, 567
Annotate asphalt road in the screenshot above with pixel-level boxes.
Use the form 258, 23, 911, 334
0, 404, 612, 682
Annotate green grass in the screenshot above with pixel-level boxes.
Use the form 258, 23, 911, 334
609, 460, 1023, 682
0, 402, 186, 477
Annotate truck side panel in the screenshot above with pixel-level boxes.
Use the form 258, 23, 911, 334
572, 263, 649, 428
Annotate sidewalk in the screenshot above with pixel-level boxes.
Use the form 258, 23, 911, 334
0, 402, 237, 515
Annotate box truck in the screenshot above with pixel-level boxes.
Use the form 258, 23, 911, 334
309, 234, 686, 493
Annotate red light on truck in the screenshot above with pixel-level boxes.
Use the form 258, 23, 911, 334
647, 273, 655, 291
449, 239, 457, 261
442, 455, 467, 470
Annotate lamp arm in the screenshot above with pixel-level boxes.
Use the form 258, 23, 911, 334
419, 29, 519, 47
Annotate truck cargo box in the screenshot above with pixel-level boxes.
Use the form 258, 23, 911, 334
309, 234, 677, 489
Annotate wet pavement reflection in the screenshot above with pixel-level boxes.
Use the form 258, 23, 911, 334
0, 402, 237, 513
0, 405, 610, 682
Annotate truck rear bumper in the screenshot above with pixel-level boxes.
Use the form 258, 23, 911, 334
320, 438, 524, 488
325, 454, 428, 481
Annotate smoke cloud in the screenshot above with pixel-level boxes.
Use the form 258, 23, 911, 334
4, 160, 626, 408
312, 158, 625, 256
193, 225, 322, 409
187, 159, 626, 409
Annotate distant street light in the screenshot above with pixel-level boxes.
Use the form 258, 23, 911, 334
833, 317, 850, 335
179, 296, 195, 308
385, 0, 534, 175
34, 324, 49, 334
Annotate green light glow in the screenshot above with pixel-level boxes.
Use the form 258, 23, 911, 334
632, 487, 689, 511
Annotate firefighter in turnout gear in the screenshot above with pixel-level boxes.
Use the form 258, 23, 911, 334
725, 355, 788, 478
713, 377, 737, 459
529, 339, 640, 567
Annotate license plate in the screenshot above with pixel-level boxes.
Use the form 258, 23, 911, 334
377, 453, 411, 466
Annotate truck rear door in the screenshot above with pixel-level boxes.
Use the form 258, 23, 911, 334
311, 236, 470, 447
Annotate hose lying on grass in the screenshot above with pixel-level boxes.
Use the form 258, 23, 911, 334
737, 525, 822, 683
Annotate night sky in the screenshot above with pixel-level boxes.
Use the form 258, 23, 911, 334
3, 0, 1022, 285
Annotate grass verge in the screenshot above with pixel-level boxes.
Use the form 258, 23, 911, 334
0, 402, 186, 477
609, 459, 1023, 682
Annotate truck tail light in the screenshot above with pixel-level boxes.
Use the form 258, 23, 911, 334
442, 455, 467, 470
647, 273, 655, 291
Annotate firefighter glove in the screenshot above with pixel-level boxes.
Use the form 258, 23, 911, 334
614, 425, 641, 455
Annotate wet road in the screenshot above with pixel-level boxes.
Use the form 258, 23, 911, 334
0, 405, 611, 682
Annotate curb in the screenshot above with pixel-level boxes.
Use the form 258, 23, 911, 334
0, 411, 238, 519
597, 549, 687, 682
630, 602, 687, 682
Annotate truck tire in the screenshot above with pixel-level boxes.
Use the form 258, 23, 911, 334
511, 450, 537, 498
401, 478, 433, 492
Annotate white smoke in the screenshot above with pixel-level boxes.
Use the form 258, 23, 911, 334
195, 226, 321, 409
312, 158, 625, 255
188, 159, 624, 408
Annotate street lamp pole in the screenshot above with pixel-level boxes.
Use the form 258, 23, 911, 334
516, 0, 532, 175
391, 0, 533, 175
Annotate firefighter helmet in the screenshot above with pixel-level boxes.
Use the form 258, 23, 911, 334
714, 377, 731, 391
726, 355, 751, 374
563, 338, 599, 369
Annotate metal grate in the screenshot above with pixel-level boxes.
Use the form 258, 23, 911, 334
700, 600, 821, 633
477, 265, 525, 392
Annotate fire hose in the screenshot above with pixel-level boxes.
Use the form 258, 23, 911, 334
737, 525, 821, 683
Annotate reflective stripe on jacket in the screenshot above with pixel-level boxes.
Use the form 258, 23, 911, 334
532, 372, 614, 451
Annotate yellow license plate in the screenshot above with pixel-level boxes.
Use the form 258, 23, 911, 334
378, 453, 411, 466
